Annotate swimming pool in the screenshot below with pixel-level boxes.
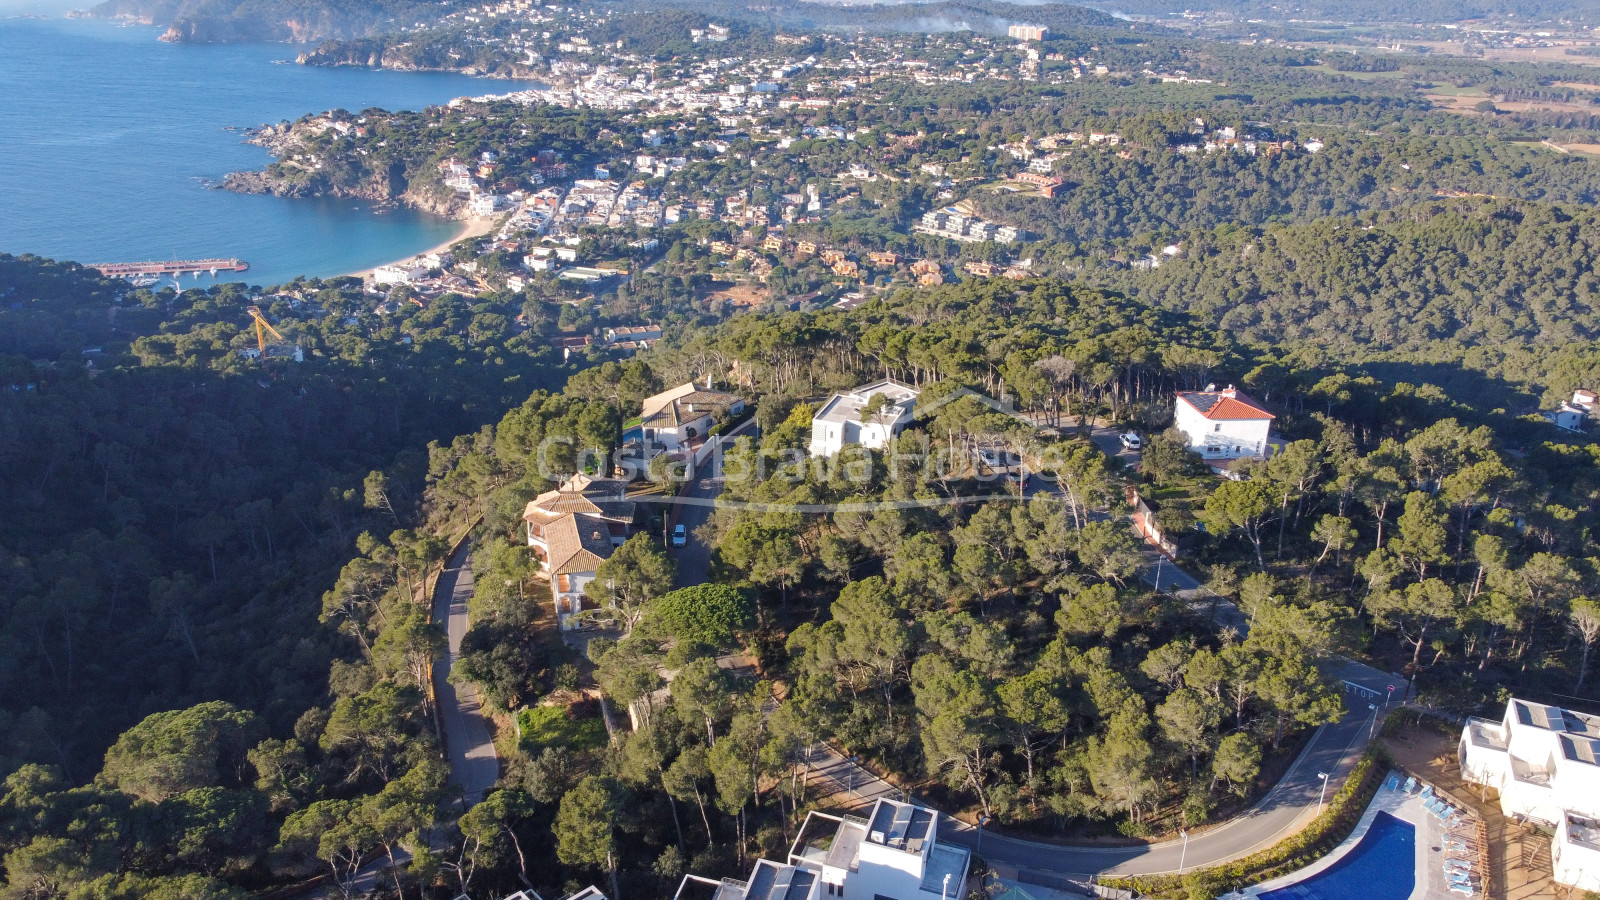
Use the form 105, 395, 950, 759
1258, 812, 1416, 900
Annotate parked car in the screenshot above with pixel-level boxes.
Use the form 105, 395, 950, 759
1120, 432, 1142, 450
672, 523, 687, 547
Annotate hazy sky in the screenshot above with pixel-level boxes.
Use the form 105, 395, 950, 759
0, 0, 86, 15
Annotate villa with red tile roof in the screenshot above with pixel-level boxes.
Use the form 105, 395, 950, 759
1173, 385, 1275, 461
522, 473, 637, 629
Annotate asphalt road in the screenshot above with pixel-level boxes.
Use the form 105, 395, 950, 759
431, 541, 500, 810
671, 419, 758, 588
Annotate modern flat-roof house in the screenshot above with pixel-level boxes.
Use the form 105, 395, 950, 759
640, 379, 746, 453
808, 380, 920, 457
522, 473, 636, 630
1459, 697, 1600, 891
674, 799, 969, 900
1173, 385, 1275, 461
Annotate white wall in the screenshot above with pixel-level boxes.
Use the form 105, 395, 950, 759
1174, 402, 1270, 458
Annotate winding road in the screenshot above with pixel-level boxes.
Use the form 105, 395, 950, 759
431, 541, 500, 810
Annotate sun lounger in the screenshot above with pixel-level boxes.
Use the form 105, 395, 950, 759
1423, 797, 1442, 814
1403, 776, 1417, 793
1448, 884, 1474, 896
1445, 859, 1473, 871
1448, 873, 1475, 886
1385, 773, 1401, 792
1420, 784, 1435, 799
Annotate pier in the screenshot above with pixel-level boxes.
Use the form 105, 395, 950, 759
91, 258, 250, 279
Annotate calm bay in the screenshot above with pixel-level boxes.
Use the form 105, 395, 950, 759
0, 16, 536, 286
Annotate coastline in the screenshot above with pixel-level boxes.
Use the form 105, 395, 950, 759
344, 215, 497, 280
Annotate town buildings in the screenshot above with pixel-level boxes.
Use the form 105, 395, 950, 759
1458, 697, 1600, 891
1172, 385, 1275, 461
808, 380, 920, 457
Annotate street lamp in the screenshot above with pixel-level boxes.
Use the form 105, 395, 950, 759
1177, 829, 1189, 875
976, 814, 991, 859
942, 873, 951, 900
1317, 772, 1330, 814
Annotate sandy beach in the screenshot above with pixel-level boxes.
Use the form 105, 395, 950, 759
344, 215, 498, 280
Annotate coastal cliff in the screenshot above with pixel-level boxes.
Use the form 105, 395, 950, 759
80, 0, 460, 43
221, 121, 464, 218
296, 35, 543, 79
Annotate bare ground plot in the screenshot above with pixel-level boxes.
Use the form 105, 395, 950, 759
699, 280, 768, 307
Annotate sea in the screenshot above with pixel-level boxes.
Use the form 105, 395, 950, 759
0, 14, 542, 287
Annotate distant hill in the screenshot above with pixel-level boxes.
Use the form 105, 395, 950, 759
82, 0, 459, 42
1088, 0, 1596, 24
768, 0, 1123, 34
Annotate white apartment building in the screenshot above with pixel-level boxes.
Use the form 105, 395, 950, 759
372, 260, 429, 285
1173, 385, 1274, 460
674, 799, 970, 900
1459, 697, 1600, 891
808, 380, 920, 457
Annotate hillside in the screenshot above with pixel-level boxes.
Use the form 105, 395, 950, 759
83, 0, 459, 42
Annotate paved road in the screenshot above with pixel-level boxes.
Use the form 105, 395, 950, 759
671, 419, 758, 588
1087, 422, 1144, 472
432, 541, 499, 810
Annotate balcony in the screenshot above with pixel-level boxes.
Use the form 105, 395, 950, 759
1510, 756, 1554, 787
1467, 717, 1509, 751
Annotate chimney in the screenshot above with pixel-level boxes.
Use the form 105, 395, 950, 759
1205, 383, 1216, 392
706, 373, 714, 390
1223, 384, 1236, 397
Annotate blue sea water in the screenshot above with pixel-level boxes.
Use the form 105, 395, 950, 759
1259, 811, 1417, 900
0, 16, 540, 286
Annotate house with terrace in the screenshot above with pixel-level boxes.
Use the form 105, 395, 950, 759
640, 378, 746, 454
522, 473, 636, 629
1458, 696, 1600, 891
673, 799, 970, 900
808, 380, 920, 458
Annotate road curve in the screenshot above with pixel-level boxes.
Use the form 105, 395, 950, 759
431, 541, 500, 810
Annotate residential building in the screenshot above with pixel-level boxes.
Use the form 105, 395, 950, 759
1459, 697, 1600, 891
501, 886, 607, 900
373, 260, 429, 285
1007, 23, 1048, 40
522, 473, 637, 629
1173, 385, 1274, 460
675, 799, 968, 900
640, 379, 746, 452
1545, 389, 1597, 432
808, 379, 920, 457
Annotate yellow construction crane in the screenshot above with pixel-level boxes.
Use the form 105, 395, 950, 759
246, 305, 284, 355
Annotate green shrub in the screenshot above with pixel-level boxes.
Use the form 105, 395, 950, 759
1102, 748, 1389, 898
517, 705, 606, 753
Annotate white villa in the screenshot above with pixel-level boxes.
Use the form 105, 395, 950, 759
1173, 385, 1275, 460
674, 799, 969, 900
640, 379, 746, 453
522, 473, 636, 630
808, 380, 920, 457
1459, 697, 1600, 891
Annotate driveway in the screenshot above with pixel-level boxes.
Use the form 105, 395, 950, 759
431, 541, 500, 810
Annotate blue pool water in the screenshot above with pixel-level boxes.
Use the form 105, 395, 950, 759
1259, 812, 1416, 900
